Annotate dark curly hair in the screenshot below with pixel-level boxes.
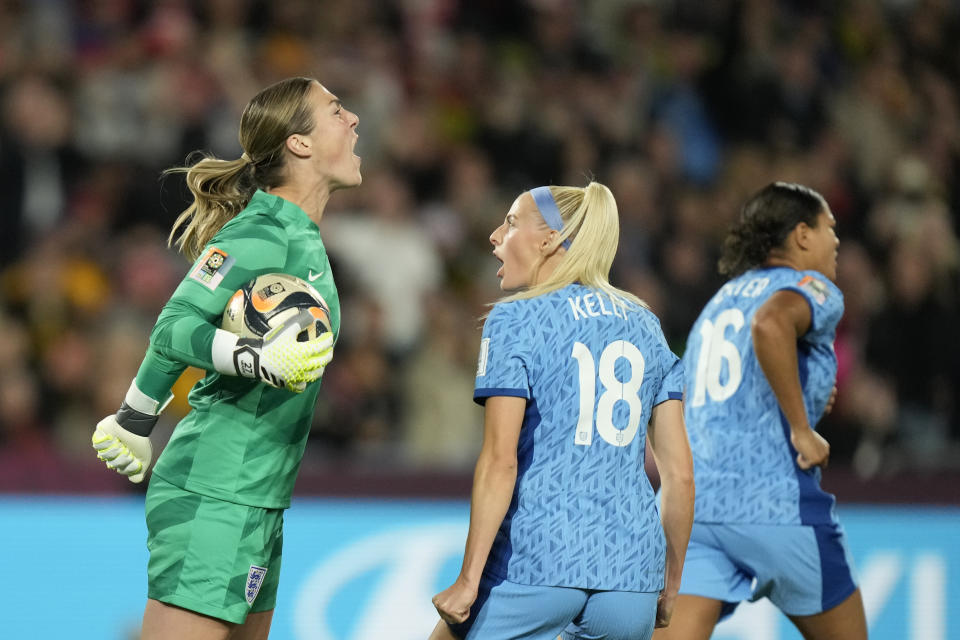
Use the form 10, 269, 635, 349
718, 182, 828, 278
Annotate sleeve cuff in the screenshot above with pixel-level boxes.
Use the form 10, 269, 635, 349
211, 328, 240, 375
124, 380, 173, 416
473, 387, 529, 405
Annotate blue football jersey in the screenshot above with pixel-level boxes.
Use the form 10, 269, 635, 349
474, 283, 683, 592
682, 267, 844, 525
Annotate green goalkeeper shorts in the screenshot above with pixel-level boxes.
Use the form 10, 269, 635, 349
145, 474, 284, 624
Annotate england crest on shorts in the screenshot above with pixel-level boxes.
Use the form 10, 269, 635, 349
245, 564, 268, 605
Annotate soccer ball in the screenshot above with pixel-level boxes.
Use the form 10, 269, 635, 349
222, 273, 331, 341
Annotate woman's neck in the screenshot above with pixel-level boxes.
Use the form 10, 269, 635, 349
764, 248, 805, 271
530, 248, 566, 287
267, 184, 331, 226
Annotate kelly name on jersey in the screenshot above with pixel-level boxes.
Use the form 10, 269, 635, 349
566, 291, 633, 322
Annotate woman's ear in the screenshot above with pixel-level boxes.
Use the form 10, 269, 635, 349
285, 134, 311, 158
540, 230, 560, 253
794, 221, 813, 251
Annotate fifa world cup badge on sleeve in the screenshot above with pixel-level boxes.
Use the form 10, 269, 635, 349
190, 247, 236, 290
245, 565, 268, 605
797, 275, 829, 305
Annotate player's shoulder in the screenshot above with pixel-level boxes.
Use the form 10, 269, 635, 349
631, 300, 662, 325
222, 205, 286, 234
780, 268, 842, 307
481, 301, 538, 359
485, 294, 561, 344
206, 209, 290, 261
796, 269, 841, 295
630, 304, 676, 354
487, 296, 536, 323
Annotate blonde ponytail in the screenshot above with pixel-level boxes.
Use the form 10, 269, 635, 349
499, 181, 647, 310
166, 156, 255, 261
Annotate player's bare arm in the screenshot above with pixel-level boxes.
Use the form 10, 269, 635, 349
752, 289, 829, 469
432, 395, 524, 625
648, 399, 695, 627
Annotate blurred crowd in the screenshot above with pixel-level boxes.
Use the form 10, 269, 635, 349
0, 0, 958, 493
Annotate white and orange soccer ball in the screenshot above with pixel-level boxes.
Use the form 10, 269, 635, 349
222, 273, 331, 341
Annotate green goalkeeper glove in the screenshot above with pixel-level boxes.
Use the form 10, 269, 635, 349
211, 309, 334, 392
92, 382, 166, 483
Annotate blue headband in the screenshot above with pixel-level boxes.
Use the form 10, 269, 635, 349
530, 186, 571, 249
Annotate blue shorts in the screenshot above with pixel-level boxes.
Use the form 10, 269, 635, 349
448, 573, 658, 640
679, 521, 858, 620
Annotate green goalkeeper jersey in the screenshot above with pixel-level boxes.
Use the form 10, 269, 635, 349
137, 189, 341, 509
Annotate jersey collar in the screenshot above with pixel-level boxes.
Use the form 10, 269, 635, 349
250, 189, 319, 233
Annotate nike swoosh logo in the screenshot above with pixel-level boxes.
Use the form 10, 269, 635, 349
308, 270, 324, 281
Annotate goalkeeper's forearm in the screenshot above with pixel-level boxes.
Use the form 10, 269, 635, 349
209, 321, 334, 391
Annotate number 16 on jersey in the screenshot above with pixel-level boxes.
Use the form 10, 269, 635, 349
690, 309, 745, 407
571, 340, 646, 448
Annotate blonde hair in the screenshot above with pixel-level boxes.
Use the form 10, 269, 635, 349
166, 77, 318, 261
498, 181, 647, 309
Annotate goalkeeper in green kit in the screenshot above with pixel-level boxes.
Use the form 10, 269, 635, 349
91, 77, 361, 639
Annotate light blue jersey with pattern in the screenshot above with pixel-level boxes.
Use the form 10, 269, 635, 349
682, 267, 844, 526
474, 283, 683, 592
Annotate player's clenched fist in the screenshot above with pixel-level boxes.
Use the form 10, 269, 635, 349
92, 414, 153, 483
790, 426, 830, 470
432, 579, 478, 625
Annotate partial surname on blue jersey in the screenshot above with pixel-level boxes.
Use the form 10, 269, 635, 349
568, 292, 630, 321
713, 276, 770, 304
